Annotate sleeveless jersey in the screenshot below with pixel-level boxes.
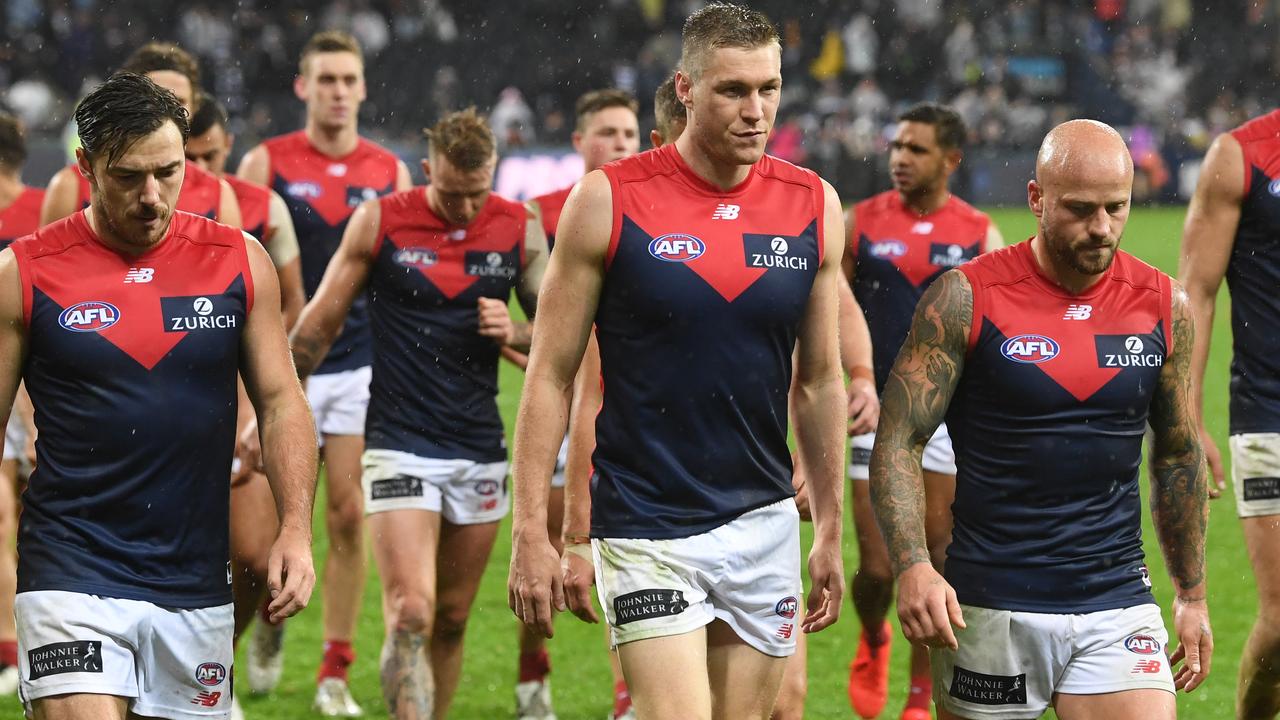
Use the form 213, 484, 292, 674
948, 240, 1171, 613
13, 210, 253, 607
263, 131, 399, 374
531, 185, 572, 251
0, 186, 44, 248
851, 191, 991, 391
592, 143, 824, 538
224, 174, 270, 243
366, 189, 528, 463
74, 160, 224, 219
1227, 111, 1280, 434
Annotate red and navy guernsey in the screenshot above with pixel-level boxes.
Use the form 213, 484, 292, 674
851, 190, 991, 391
12, 210, 252, 607
0, 185, 43, 248
367, 189, 528, 463
531, 184, 572, 251
1226, 111, 1280, 434
224, 174, 270, 243
592, 143, 824, 539
947, 239, 1171, 613
263, 131, 399, 374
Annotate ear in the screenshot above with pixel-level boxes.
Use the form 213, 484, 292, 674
420, 158, 431, 180
293, 75, 307, 102
1027, 179, 1044, 217
571, 130, 584, 155
224, 133, 236, 152
75, 148, 95, 187
674, 70, 693, 107
650, 129, 664, 148
944, 148, 963, 174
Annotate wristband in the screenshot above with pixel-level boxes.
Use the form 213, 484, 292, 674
848, 366, 874, 383
564, 534, 592, 546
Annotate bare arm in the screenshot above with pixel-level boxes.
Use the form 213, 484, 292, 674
289, 200, 379, 379
217, 179, 242, 228
265, 191, 305, 330
238, 236, 319, 621
984, 222, 1005, 252
560, 331, 603, 623
39, 166, 83, 226
840, 205, 878, 434
1149, 280, 1213, 691
0, 252, 26, 459
395, 160, 413, 192
510, 202, 549, 352
1178, 133, 1242, 497
237, 145, 271, 186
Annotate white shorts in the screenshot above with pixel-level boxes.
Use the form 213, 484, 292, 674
1231, 433, 1280, 518
17, 591, 234, 719
306, 365, 371, 438
849, 423, 955, 480
551, 437, 569, 489
4, 413, 26, 463
592, 498, 801, 657
361, 449, 509, 524
932, 603, 1173, 719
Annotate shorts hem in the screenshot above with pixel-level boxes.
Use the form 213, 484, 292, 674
935, 695, 1045, 720
131, 700, 231, 719
1055, 681, 1176, 696
711, 608, 794, 658
22, 683, 138, 703
16, 586, 232, 610
612, 611, 715, 648
441, 506, 508, 526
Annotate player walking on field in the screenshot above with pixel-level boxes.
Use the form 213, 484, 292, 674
873, 120, 1211, 720
510, 4, 847, 719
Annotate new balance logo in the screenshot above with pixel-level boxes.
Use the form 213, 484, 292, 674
1063, 304, 1092, 320
711, 204, 740, 220
190, 691, 222, 707
1131, 659, 1162, 674
775, 623, 794, 639
124, 268, 154, 284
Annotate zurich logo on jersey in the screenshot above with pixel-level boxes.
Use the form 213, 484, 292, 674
394, 247, 439, 270
1000, 334, 1059, 364
58, 301, 121, 333
648, 234, 705, 262
869, 239, 907, 258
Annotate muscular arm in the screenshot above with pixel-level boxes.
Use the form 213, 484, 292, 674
289, 199, 379, 379
840, 205, 877, 433
561, 331, 602, 542
0, 252, 26, 459
510, 202, 549, 352
265, 191, 305, 329
870, 269, 971, 574
236, 145, 271, 186
217, 178, 242, 228
39, 166, 83, 226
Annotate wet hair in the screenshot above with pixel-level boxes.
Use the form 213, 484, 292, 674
76, 73, 190, 167
679, 2, 780, 80
299, 30, 363, 75
653, 76, 686, 139
189, 92, 229, 137
897, 103, 967, 151
575, 89, 638, 133
120, 42, 201, 92
0, 113, 26, 171
424, 108, 495, 171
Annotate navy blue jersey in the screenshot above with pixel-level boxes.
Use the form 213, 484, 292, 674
591, 144, 824, 539
1227, 112, 1280, 434
850, 191, 991, 391
264, 131, 399, 373
947, 240, 1171, 613
366, 189, 528, 462
13, 211, 252, 607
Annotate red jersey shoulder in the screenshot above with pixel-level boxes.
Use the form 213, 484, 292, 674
1105, 249, 1165, 293
532, 185, 572, 237
0, 186, 45, 238
959, 239, 1034, 288
602, 145, 678, 186
484, 192, 527, 224
379, 187, 426, 226
223, 175, 270, 224
754, 153, 820, 191
1231, 110, 1280, 145
262, 130, 310, 163
17, 212, 92, 259
354, 136, 401, 167
170, 211, 246, 248
944, 195, 992, 227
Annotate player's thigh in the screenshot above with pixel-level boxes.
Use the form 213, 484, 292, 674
706, 619, 789, 720
772, 608, 807, 718
850, 478, 892, 576
434, 518, 501, 626
1052, 688, 1174, 720
229, 471, 278, 570
368, 509, 442, 626
323, 433, 366, 508
617, 626, 712, 720
1243, 514, 1280, 615
33, 693, 129, 720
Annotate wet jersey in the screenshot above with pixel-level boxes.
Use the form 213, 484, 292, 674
948, 240, 1171, 613
13, 210, 253, 607
263, 131, 399, 373
224, 174, 270, 243
851, 191, 991, 390
0, 186, 44, 248
73, 160, 224, 219
1227, 111, 1280, 434
592, 143, 824, 538
532, 185, 572, 251
366, 189, 528, 462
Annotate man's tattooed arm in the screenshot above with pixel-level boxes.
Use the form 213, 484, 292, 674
870, 269, 972, 575
1149, 280, 1209, 599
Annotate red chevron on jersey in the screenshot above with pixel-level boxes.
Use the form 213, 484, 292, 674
223, 175, 270, 242
14, 211, 252, 370
1232, 109, 1280, 194
265, 131, 399, 227
72, 161, 223, 219
853, 191, 989, 287
0, 186, 44, 244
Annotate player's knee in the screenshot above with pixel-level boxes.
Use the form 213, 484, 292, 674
433, 605, 471, 644
326, 495, 364, 539
771, 674, 807, 720
853, 563, 893, 589
388, 590, 435, 636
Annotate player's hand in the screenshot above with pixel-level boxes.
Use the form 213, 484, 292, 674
561, 542, 599, 624
1199, 427, 1226, 499
234, 417, 263, 483
501, 346, 530, 371
1170, 596, 1212, 692
847, 376, 879, 436
477, 297, 515, 345
802, 537, 844, 633
791, 458, 812, 522
896, 562, 964, 649
266, 524, 315, 624
509, 531, 565, 638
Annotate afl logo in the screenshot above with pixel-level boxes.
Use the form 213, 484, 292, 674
1269, 178, 1280, 197
775, 596, 798, 619
394, 248, 438, 270
1123, 634, 1161, 655
648, 234, 705, 263
195, 662, 227, 686
1000, 334, 1059, 364
869, 239, 907, 258
58, 301, 120, 333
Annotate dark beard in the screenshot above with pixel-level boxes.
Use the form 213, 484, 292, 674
1043, 224, 1117, 277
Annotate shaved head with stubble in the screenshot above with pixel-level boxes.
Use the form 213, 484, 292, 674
1028, 120, 1135, 291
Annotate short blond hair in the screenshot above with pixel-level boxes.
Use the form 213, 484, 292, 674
299, 30, 363, 76
424, 108, 496, 171
679, 2, 780, 80
575, 89, 638, 133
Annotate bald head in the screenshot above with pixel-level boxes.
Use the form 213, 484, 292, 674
1035, 119, 1133, 190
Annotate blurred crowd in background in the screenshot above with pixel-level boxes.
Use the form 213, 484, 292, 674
2, 0, 1279, 202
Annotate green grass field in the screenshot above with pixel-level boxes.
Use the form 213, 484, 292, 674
0, 206, 1251, 719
